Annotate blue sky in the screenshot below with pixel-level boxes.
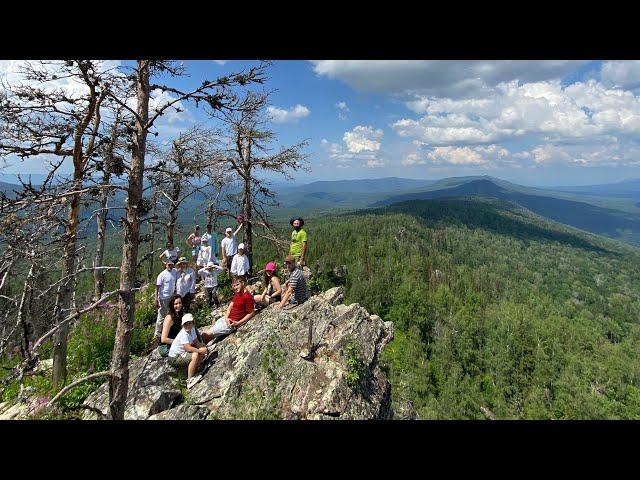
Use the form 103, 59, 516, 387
3, 60, 640, 187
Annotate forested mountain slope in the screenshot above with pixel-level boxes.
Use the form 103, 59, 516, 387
303, 197, 640, 419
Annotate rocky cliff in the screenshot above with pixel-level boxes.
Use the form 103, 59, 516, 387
82, 286, 394, 420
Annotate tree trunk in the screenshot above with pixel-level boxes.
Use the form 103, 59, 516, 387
166, 179, 180, 247
242, 173, 252, 254
109, 60, 150, 420
148, 193, 157, 282
94, 169, 111, 301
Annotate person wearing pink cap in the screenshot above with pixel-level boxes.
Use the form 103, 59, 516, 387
254, 262, 282, 307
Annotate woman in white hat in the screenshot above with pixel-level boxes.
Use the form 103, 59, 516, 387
230, 243, 250, 277
168, 313, 207, 384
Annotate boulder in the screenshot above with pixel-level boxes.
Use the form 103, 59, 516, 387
83, 350, 183, 420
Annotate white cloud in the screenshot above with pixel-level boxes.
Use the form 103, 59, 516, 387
601, 61, 640, 90
402, 153, 427, 166
212, 60, 228, 65
393, 79, 640, 148
267, 104, 310, 123
335, 101, 349, 111
311, 60, 583, 97
343, 125, 383, 153
426, 146, 490, 166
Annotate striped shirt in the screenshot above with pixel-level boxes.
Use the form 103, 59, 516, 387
288, 267, 308, 305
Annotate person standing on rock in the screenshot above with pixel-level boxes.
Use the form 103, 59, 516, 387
160, 241, 180, 264
197, 237, 213, 269
254, 262, 282, 307
168, 313, 208, 386
159, 294, 185, 357
200, 223, 219, 259
275, 255, 308, 309
154, 259, 178, 342
176, 257, 196, 312
186, 225, 202, 267
230, 243, 250, 278
221, 223, 244, 272
201, 276, 255, 342
198, 261, 225, 308
289, 217, 308, 267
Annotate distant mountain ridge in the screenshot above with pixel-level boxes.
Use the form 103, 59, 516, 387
373, 178, 640, 246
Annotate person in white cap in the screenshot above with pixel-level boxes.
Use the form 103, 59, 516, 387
198, 261, 225, 307
154, 259, 177, 341
176, 257, 196, 311
230, 243, 250, 277
221, 222, 243, 271
168, 313, 207, 384
200, 223, 219, 258
196, 237, 213, 269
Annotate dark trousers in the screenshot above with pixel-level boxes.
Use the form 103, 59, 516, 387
206, 287, 219, 307
182, 292, 194, 312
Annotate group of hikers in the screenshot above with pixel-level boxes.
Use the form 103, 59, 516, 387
154, 216, 309, 387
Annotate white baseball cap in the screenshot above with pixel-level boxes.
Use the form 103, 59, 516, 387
225, 227, 232, 233
206, 261, 215, 268
181, 313, 194, 325
238, 243, 245, 250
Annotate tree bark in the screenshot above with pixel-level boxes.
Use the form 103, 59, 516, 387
51, 193, 78, 389
109, 60, 150, 420
94, 170, 111, 301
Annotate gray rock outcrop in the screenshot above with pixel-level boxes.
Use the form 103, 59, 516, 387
83, 286, 394, 420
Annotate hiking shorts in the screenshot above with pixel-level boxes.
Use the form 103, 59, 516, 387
210, 316, 235, 337
168, 352, 192, 368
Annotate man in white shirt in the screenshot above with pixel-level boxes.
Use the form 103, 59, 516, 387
155, 259, 177, 340
176, 257, 196, 312
230, 243, 251, 277
221, 223, 243, 271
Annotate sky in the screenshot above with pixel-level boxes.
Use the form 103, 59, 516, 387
2, 60, 640, 187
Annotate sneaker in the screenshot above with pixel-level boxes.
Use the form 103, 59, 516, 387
187, 375, 201, 389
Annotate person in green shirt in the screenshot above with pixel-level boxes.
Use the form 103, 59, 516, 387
289, 216, 308, 267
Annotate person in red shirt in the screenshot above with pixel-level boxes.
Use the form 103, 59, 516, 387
202, 275, 255, 342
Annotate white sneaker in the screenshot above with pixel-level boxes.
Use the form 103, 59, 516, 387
187, 375, 201, 389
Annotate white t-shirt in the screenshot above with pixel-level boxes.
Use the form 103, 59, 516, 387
198, 267, 223, 288
168, 327, 197, 357
221, 236, 237, 258
231, 254, 250, 277
197, 246, 214, 266
161, 247, 180, 263
176, 268, 196, 296
156, 269, 177, 300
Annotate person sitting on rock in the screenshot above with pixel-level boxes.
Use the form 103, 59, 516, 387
275, 255, 308, 309
230, 243, 250, 278
198, 261, 225, 308
201, 275, 255, 342
168, 313, 208, 385
158, 294, 184, 357
176, 257, 196, 312
254, 262, 282, 308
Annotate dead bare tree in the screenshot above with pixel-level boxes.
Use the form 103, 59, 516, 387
0, 60, 120, 390
106, 60, 269, 420
215, 90, 310, 258
148, 126, 221, 247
